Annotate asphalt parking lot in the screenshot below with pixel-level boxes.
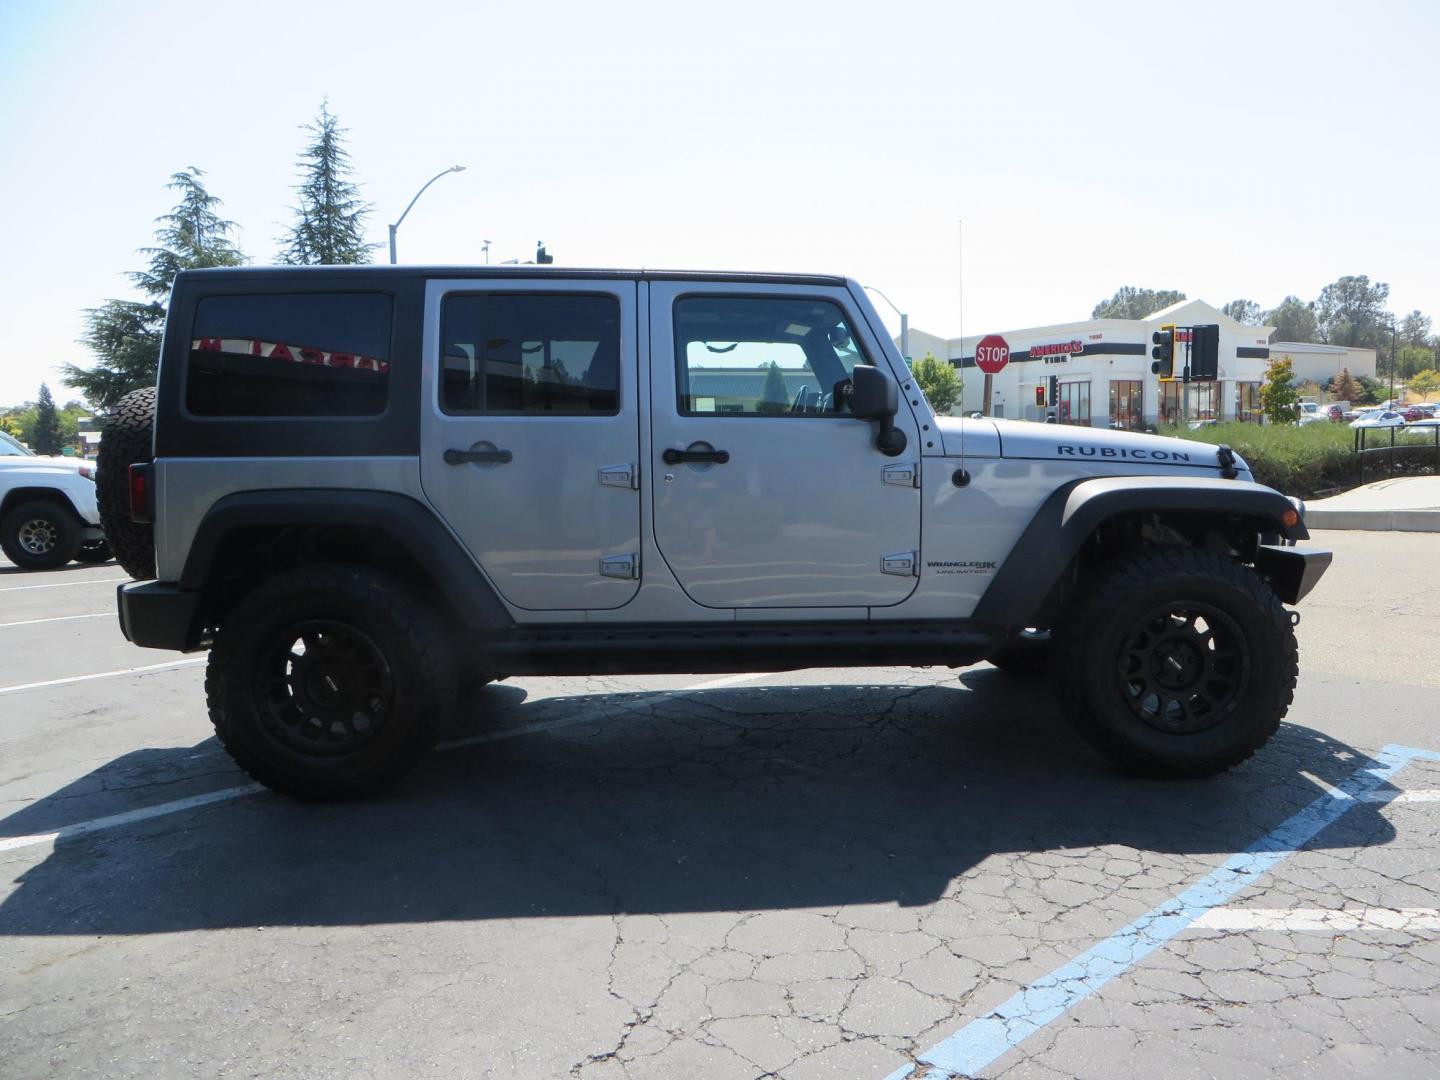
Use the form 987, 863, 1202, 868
2, 532, 1439, 1079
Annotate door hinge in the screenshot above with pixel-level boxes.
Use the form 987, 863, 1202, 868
881, 550, 919, 577
882, 462, 919, 488
599, 553, 639, 580
598, 463, 638, 490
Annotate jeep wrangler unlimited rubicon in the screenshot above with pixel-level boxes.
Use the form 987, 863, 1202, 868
100, 267, 1331, 800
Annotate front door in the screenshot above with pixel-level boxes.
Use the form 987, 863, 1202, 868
649, 284, 922, 609
420, 279, 641, 611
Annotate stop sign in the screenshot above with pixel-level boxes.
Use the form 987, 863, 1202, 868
975, 334, 1010, 375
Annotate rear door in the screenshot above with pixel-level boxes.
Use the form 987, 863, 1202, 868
420, 278, 641, 611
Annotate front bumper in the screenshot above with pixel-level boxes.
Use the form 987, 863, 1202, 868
1254, 545, 1332, 604
117, 581, 204, 652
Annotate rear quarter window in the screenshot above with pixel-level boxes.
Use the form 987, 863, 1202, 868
186, 293, 393, 417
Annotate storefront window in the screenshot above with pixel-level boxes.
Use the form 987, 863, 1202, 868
1235, 381, 1262, 423
1056, 380, 1090, 426
1108, 380, 1143, 430
1160, 381, 1182, 426
1187, 381, 1218, 421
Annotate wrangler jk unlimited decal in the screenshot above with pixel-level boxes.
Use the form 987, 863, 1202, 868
926, 560, 997, 575
1057, 446, 1191, 462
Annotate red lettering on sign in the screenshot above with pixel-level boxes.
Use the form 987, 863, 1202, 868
269, 342, 294, 362
195, 337, 223, 351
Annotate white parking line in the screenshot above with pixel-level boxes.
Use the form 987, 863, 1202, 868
0, 671, 771, 854
0, 785, 263, 854
0, 658, 207, 696
0, 576, 127, 593
0, 612, 111, 630
1193, 907, 1440, 932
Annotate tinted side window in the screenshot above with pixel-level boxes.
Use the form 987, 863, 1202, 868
186, 293, 392, 417
442, 293, 620, 414
674, 296, 868, 416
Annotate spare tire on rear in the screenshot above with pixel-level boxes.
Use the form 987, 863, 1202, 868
97, 386, 157, 580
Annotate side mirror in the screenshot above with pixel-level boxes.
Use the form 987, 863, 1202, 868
850, 364, 897, 420
849, 364, 906, 457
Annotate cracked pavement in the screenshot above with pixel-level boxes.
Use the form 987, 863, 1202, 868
2, 530, 1439, 1079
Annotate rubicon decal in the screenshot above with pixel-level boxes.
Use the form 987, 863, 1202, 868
1057, 445, 1192, 462
926, 560, 997, 575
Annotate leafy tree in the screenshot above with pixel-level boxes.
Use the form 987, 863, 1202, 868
32, 384, 62, 456
1091, 286, 1187, 320
1396, 344, 1435, 380
1263, 295, 1318, 342
64, 168, 245, 409
1260, 356, 1300, 424
1314, 274, 1391, 350
1329, 367, 1359, 403
910, 351, 962, 414
1221, 299, 1263, 325
278, 102, 374, 265
1354, 374, 1386, 406
1399, 309, 1432, 348
759, 361, 788, 412
1410, 369, 1440, 400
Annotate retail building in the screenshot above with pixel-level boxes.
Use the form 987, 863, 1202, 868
906, 300, 1376, 427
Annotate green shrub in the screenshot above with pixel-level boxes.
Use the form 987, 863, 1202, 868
1162, 422, 1355, 498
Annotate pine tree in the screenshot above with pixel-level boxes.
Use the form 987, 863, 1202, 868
279, 102, 374, 265
1260, 357, 1301, 424
759, 361, 789, 412
33, 384, 62, 456
63, 168, 246, 409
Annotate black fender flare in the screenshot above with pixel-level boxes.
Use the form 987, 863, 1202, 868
180, 489, 513, 631
971, 475, 1308, 627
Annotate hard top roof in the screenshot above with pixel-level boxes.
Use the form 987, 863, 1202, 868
176, 265, 850, 287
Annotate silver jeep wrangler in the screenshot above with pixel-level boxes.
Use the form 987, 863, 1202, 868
100, 267, 1330, 799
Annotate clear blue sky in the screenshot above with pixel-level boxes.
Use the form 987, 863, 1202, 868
1, 0, 1436, 406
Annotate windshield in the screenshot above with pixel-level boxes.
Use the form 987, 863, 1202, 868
0, 431, 33, 456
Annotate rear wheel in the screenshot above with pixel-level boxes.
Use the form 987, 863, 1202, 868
96, 386, 156, 580
1, 500, 82, 570
206, 565, 457, 800
74, 539, 113, 564
1053, 548, 1296, 777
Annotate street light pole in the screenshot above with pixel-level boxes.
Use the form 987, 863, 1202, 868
388, 165, 466, 265
864, 286, 910, 362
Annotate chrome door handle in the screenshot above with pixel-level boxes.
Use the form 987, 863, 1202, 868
444, 448, 513, 465
662, 448, 729, 465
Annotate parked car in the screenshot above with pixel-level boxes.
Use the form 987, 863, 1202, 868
1326, 404, 1345, 422
1296, 402, 1327, 425
0, 430, 110, 569
1350, 410, 1406, 430
1402, 403, 1438, 422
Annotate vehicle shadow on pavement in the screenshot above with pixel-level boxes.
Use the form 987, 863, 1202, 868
0, 674, 1399, 936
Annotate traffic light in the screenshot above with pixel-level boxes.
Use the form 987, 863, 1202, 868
1048, 375, 1058, 405
536, 242, 553, 264
1190, 324, 1219, 380
1034, 385, 1046, 408
1150, 324, 1176, 379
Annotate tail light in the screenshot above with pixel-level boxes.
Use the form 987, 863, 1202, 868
129, 464, 154, 524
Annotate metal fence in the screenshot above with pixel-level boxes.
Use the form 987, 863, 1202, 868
1354, 425, 1440, 485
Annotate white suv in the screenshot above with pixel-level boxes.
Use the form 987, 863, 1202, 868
0, 431, 109, 570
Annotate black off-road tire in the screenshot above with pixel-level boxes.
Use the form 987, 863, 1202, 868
1, 499, 83, 570
74, 539, 113, 564
1053, 547, 1297, 778
206, 565, 458, 801
986, 628, 1052, 677
96, 386, 156, 580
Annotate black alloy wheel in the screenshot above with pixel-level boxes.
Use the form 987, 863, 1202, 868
1116, 603, 1249, 735
256, 620, 396, 757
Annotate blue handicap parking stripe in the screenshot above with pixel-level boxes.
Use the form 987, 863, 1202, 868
884, 744, 1440, 1080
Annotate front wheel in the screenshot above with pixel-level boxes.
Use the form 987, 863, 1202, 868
1053, 548, 1297, 778
206, 566, 457, 800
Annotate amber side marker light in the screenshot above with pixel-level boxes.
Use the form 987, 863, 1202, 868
1282, 508, 1300, 529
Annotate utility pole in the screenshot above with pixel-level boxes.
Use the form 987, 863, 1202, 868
387, 165, 466, 264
